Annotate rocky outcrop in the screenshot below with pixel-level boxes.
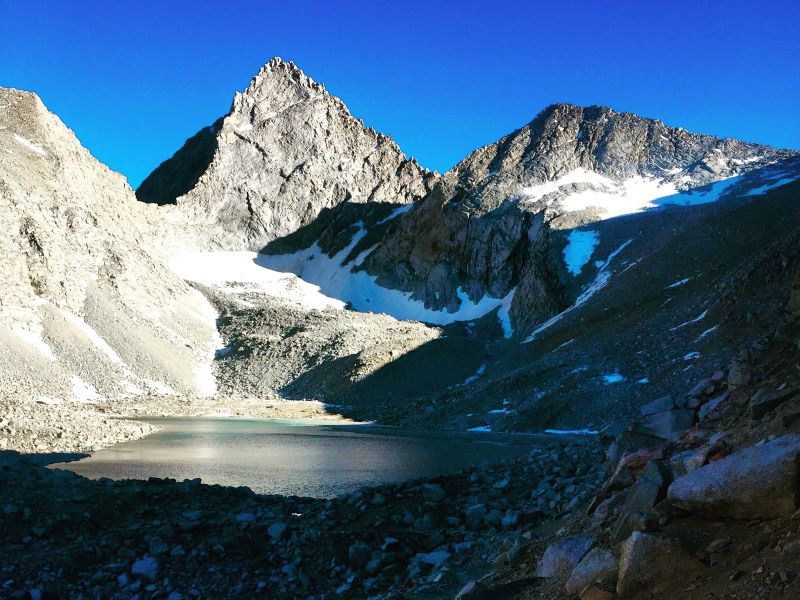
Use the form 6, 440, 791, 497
139, 58, 434, 251
667, 433, 800, 519
0, 87, 218, 439
616, 533, 703, 598
359, 104, 790, 333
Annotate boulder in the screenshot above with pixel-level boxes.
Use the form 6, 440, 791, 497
631, 409, 695, 442
566, 548, 618, 595
639, 396, 673, 416
612, 461, 671, 542
617, 533, 703, 598
422, 483, 446, 503
667, 434, 800, 519
348, 541, 371, 570
699, 392, 728, 420
749, 387, 798, 420
536, 535, 594, 578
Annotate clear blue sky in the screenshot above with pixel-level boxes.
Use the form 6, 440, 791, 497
2, 0, 798, 187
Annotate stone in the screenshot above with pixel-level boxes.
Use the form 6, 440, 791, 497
667, 434, 800, 519
267, 521, 287, 541
617, 533, 703, 598
348, 541, 371, 570
749, 387, 799, 420
687, 378, 714, 398
727, 357, 751, 386
699, 392, 728, 420
131, 556, 159, 580
581, 588, 615, 600
422, 483, 446, 503
631, 409, 695, 441
669, 447, 711, 477
613, 461, 671, 542
566, 548, 618, 595
536, 535, 594, 578
639, 396, 673, 416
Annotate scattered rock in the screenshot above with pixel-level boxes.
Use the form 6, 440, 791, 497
617, 533, 703, 598
536, 535, 594, 578
566, 547, 618, 595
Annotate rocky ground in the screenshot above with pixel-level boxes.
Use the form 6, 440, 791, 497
0, 438, 603, 599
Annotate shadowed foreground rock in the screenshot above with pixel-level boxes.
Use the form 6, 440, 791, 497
667, 433, 800, 519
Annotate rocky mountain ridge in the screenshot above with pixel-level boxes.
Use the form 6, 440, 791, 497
0, 87, 220, 451
138, 58, 434, 251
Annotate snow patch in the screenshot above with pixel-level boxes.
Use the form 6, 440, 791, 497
563, 230, 599, 276
376, 204, 413, 225
602, 372, 625, 384
497, 289, 515, 339
665, 278, 690, 289
12, 326, 55, 361
461, 364, 486, 386
169, 251, 345, 312
61, 311, 123, 364
70, 375, 101, 403
745, 175, 800, 196
544, 428, 599, 436
684, 351, 701, 361
524, 239, 632, 342
467, 425, 492, 432
670, 310, 708, 331
258, 223, 508, 325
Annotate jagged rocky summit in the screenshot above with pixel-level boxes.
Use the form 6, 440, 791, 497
138, 57, 434, 251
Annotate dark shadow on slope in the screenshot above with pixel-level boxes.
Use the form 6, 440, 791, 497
261, 200, 409, 261
135, 117, 223, 204
312, 179, 800, 433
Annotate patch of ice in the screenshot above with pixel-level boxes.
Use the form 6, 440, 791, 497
560, 175, 679, 218
497, 288, 516, 339
13, 133, 46, 156
670, 310, 708, 331
376, 204, 414, 225
524, 239, 632, 342
684, 351, 701, 360
467, 425, 492, 432
563, 230, 599, 276
259, 223, 508, 325
544, 428, 599, 436
602, 372, 625, 384
637, 377, 650, 384
488, 408, 512, 415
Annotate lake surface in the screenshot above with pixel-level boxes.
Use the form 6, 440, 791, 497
52, 418, 542, 498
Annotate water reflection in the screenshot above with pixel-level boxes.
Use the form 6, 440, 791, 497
52, 418, 537, 498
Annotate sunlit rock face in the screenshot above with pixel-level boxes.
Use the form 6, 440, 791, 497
137, 57, 435, 252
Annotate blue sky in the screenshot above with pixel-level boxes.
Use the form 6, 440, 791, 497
2, 0, 798, 187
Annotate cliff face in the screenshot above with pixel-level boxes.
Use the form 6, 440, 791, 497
0, 87, 218, 403
138, 58, 434, 251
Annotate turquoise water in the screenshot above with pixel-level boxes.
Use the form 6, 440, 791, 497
53, 418, 539, 498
